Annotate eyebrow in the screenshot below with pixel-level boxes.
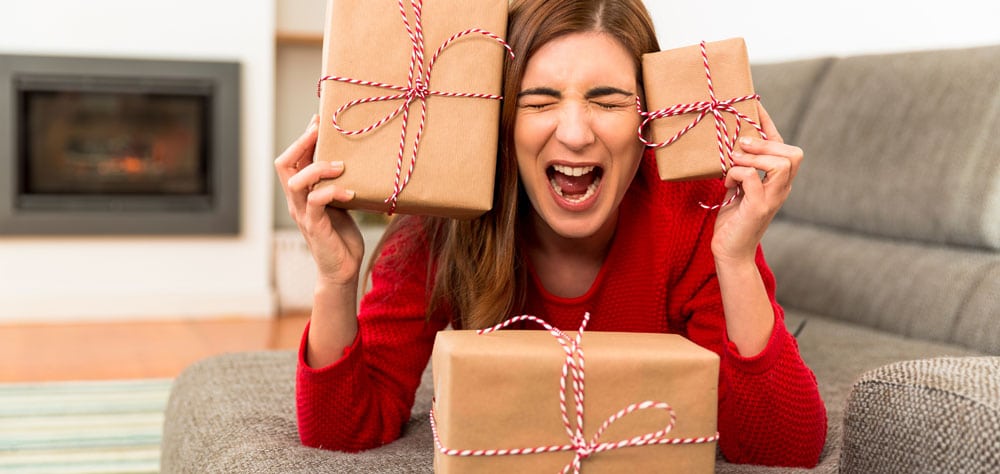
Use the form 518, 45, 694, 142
584, 86, 634, 99
517, 87, 561, 99
516, 86, 635, 100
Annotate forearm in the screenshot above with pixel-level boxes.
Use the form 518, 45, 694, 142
716, 330, 828, 467
715, 256, 774, 357
296, 326, 412, 451
305, 277, 360, 368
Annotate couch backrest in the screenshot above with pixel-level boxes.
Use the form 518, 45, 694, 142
763, 45, 1000, 249
751, 57, 833, 149
752, 45, 1000, 354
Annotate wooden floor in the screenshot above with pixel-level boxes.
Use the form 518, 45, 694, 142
0, 312, 311, 382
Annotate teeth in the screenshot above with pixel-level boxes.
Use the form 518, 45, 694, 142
552, 164, 595, 177
550, 176, 601, 203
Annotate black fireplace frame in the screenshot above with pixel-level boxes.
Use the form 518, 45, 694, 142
0, 54, 240, 235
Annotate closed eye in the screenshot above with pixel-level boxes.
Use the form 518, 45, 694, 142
517, 87, 560, 111
585, 86, 635, 111
519, 101, 556, 110
592, 101, 629, 110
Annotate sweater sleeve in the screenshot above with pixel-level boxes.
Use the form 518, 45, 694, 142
295, 224, 449, 452
682, 243, 828, 467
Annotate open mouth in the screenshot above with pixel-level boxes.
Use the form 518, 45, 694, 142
547, 164, 604, 204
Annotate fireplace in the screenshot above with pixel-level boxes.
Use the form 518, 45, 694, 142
0, 54, 240, 235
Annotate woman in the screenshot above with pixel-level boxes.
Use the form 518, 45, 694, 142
275, 0, 827, 467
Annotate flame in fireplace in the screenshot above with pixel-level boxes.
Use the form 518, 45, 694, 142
120, 156, 144, 174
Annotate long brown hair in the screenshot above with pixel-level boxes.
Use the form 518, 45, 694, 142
369, 0, 660, 329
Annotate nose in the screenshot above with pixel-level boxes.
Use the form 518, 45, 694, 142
554, 103, 596, 151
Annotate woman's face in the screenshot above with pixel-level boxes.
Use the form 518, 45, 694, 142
514, 32, 644, 240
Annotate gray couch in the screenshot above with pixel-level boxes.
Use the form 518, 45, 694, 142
161, 44, 1000, 473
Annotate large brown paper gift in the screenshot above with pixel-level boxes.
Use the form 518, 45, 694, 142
313, 0, 508, 218
642, 37, 763, 181
431, 324, 720, 473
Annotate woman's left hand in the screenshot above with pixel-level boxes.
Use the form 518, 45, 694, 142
711, 102, 803, 264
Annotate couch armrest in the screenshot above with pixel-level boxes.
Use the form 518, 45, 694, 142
840, 357, 1000, 474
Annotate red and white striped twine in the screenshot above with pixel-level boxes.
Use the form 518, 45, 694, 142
429, 313, 719, 473
637, 41, 767, 210
316, 0, 514, 214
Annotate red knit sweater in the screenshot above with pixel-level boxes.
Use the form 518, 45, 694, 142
296, 155, 828, 467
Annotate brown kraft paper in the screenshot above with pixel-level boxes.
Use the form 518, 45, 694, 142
642, 37, 762, 181
313, 0, 507, 218
431, 330, 720, 473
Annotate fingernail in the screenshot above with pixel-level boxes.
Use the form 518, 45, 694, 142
345, 189, 356, 200
732, 150, 744, 158
328, 161, 344, 170
740, 137, 752, 145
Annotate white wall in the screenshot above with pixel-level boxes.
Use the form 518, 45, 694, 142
276, 0, 327, 35
0, 0, 276, 321
268, 0, 1000, 62
646, 0, 1000, 62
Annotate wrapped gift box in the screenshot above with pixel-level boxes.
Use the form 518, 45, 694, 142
642, 37, 762, 181
431, 327, 720, 473
313, 0, 508, 218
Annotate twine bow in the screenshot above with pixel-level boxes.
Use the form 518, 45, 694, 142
429, 313, 719, 474
638, 40, 767, 209
317, 0, 514, 214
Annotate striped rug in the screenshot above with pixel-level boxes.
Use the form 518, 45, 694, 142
0, 378, 172, 474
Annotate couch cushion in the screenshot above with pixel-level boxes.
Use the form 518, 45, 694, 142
781, 44, 1000, 249
715, 310, 980, 474
762, 220, 1000, 354
952, 262, 1000, 354
751, 57, 833, 145
839, 357, 1000, 474
160, 351, 436, 473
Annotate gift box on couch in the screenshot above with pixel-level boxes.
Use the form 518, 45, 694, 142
313, 0, 510, 218
430, 315, 720, 473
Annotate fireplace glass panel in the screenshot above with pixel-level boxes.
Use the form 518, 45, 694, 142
22, 89, 209, 196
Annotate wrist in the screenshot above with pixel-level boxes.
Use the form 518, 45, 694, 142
315, 273, 359, 293
314, 275, 359, 313
306, 277, 360, 368
714, 252, 758, 275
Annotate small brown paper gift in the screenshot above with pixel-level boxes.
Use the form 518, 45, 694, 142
431, 316, 720, 473
313, 0, 509, 218
642, 37, 763, 181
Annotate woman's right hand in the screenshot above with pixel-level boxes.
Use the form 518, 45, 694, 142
277, 115, 365, 367
274, 114, 364, 289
